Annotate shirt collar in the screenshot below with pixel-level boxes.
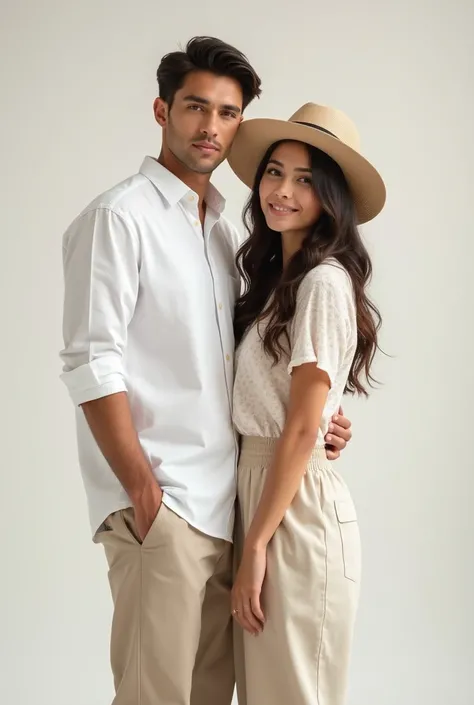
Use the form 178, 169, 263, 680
139, 156, 226, 214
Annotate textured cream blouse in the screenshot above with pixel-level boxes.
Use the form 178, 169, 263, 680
232, 260, 357, 445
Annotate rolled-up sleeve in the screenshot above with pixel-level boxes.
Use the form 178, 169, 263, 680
59, 207, 140, 406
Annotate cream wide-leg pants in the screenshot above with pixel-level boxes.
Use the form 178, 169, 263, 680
234, 436, 361, 705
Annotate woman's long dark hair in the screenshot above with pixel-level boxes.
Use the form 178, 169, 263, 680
234, 140, 382, 396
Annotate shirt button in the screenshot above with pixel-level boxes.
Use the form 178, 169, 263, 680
194, 220, 199, 227
218, 302, 223, 310
226, 354, 230, 362
188, 194, 195, 202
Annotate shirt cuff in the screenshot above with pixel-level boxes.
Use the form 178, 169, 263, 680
60, 356, 127, 406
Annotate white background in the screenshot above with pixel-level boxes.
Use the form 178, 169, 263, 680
1, 1, 473, 703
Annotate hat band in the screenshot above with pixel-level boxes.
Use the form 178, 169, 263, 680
293, 121, 339, 140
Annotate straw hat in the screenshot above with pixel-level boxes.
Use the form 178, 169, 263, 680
227, 102, 386, 224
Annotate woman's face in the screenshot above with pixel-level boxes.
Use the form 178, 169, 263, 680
259, 141, 322, 236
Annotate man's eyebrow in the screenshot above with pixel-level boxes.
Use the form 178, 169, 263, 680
183, 94, 209, 105
183, 95, 241, 114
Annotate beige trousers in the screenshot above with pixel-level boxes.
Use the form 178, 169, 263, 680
234, 436, 361, 705
95, 503, 234, 705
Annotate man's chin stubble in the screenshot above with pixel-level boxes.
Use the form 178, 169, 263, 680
168, 142, 225, 175
186, 149, 226, 174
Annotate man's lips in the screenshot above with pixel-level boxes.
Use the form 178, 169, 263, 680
192, 142, 220, 153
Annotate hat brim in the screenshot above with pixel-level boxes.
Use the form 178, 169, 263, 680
227, 118, 386, 224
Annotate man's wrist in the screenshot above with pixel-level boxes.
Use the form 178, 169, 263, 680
129, 475, 162, 506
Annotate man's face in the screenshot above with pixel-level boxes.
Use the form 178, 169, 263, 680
156, 71, 244, 174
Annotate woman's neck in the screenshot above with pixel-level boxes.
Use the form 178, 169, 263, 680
281, 230, 308, 268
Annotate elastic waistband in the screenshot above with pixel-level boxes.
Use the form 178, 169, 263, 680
239, 436, 331, 472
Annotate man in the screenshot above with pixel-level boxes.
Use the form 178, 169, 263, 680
60, 36, 352, 705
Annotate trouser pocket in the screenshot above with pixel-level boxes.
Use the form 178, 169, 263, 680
334, 498, 361, 582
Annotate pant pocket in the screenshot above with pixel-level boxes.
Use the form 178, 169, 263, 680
334, 498, 361, 582
121, 503, 167, 547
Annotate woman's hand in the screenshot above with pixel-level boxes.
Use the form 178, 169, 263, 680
231, 545, 267, 635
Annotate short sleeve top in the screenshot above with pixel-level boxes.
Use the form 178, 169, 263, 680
232, 260, 357, 444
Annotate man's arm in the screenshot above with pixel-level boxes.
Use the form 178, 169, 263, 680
60, 207, 160, 540
81, 393, 162, 540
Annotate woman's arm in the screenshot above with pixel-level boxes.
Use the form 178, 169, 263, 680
232, 362, 330, 635
244, 362, 330, 552
232, 266, 354, 635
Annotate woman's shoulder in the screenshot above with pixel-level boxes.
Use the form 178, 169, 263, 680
300, 258, 352, 292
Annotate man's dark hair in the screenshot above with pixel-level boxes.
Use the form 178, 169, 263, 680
157, 36, 261, 111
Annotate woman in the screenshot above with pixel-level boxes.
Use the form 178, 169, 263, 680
227, 103, 386, 705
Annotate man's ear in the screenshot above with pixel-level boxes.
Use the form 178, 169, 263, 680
153, 97, 168, 127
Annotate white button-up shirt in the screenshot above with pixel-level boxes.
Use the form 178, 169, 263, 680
60, 157, 241, 541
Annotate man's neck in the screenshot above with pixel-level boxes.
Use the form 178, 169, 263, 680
157, 150, 211, 208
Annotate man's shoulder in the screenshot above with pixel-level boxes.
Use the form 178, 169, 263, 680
79, 171, 158, 221
62, 171, 158, 250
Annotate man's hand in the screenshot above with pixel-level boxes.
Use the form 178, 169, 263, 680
325, 406, 352, 460
81, 393, 163, 542
132, 480, 163, 543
